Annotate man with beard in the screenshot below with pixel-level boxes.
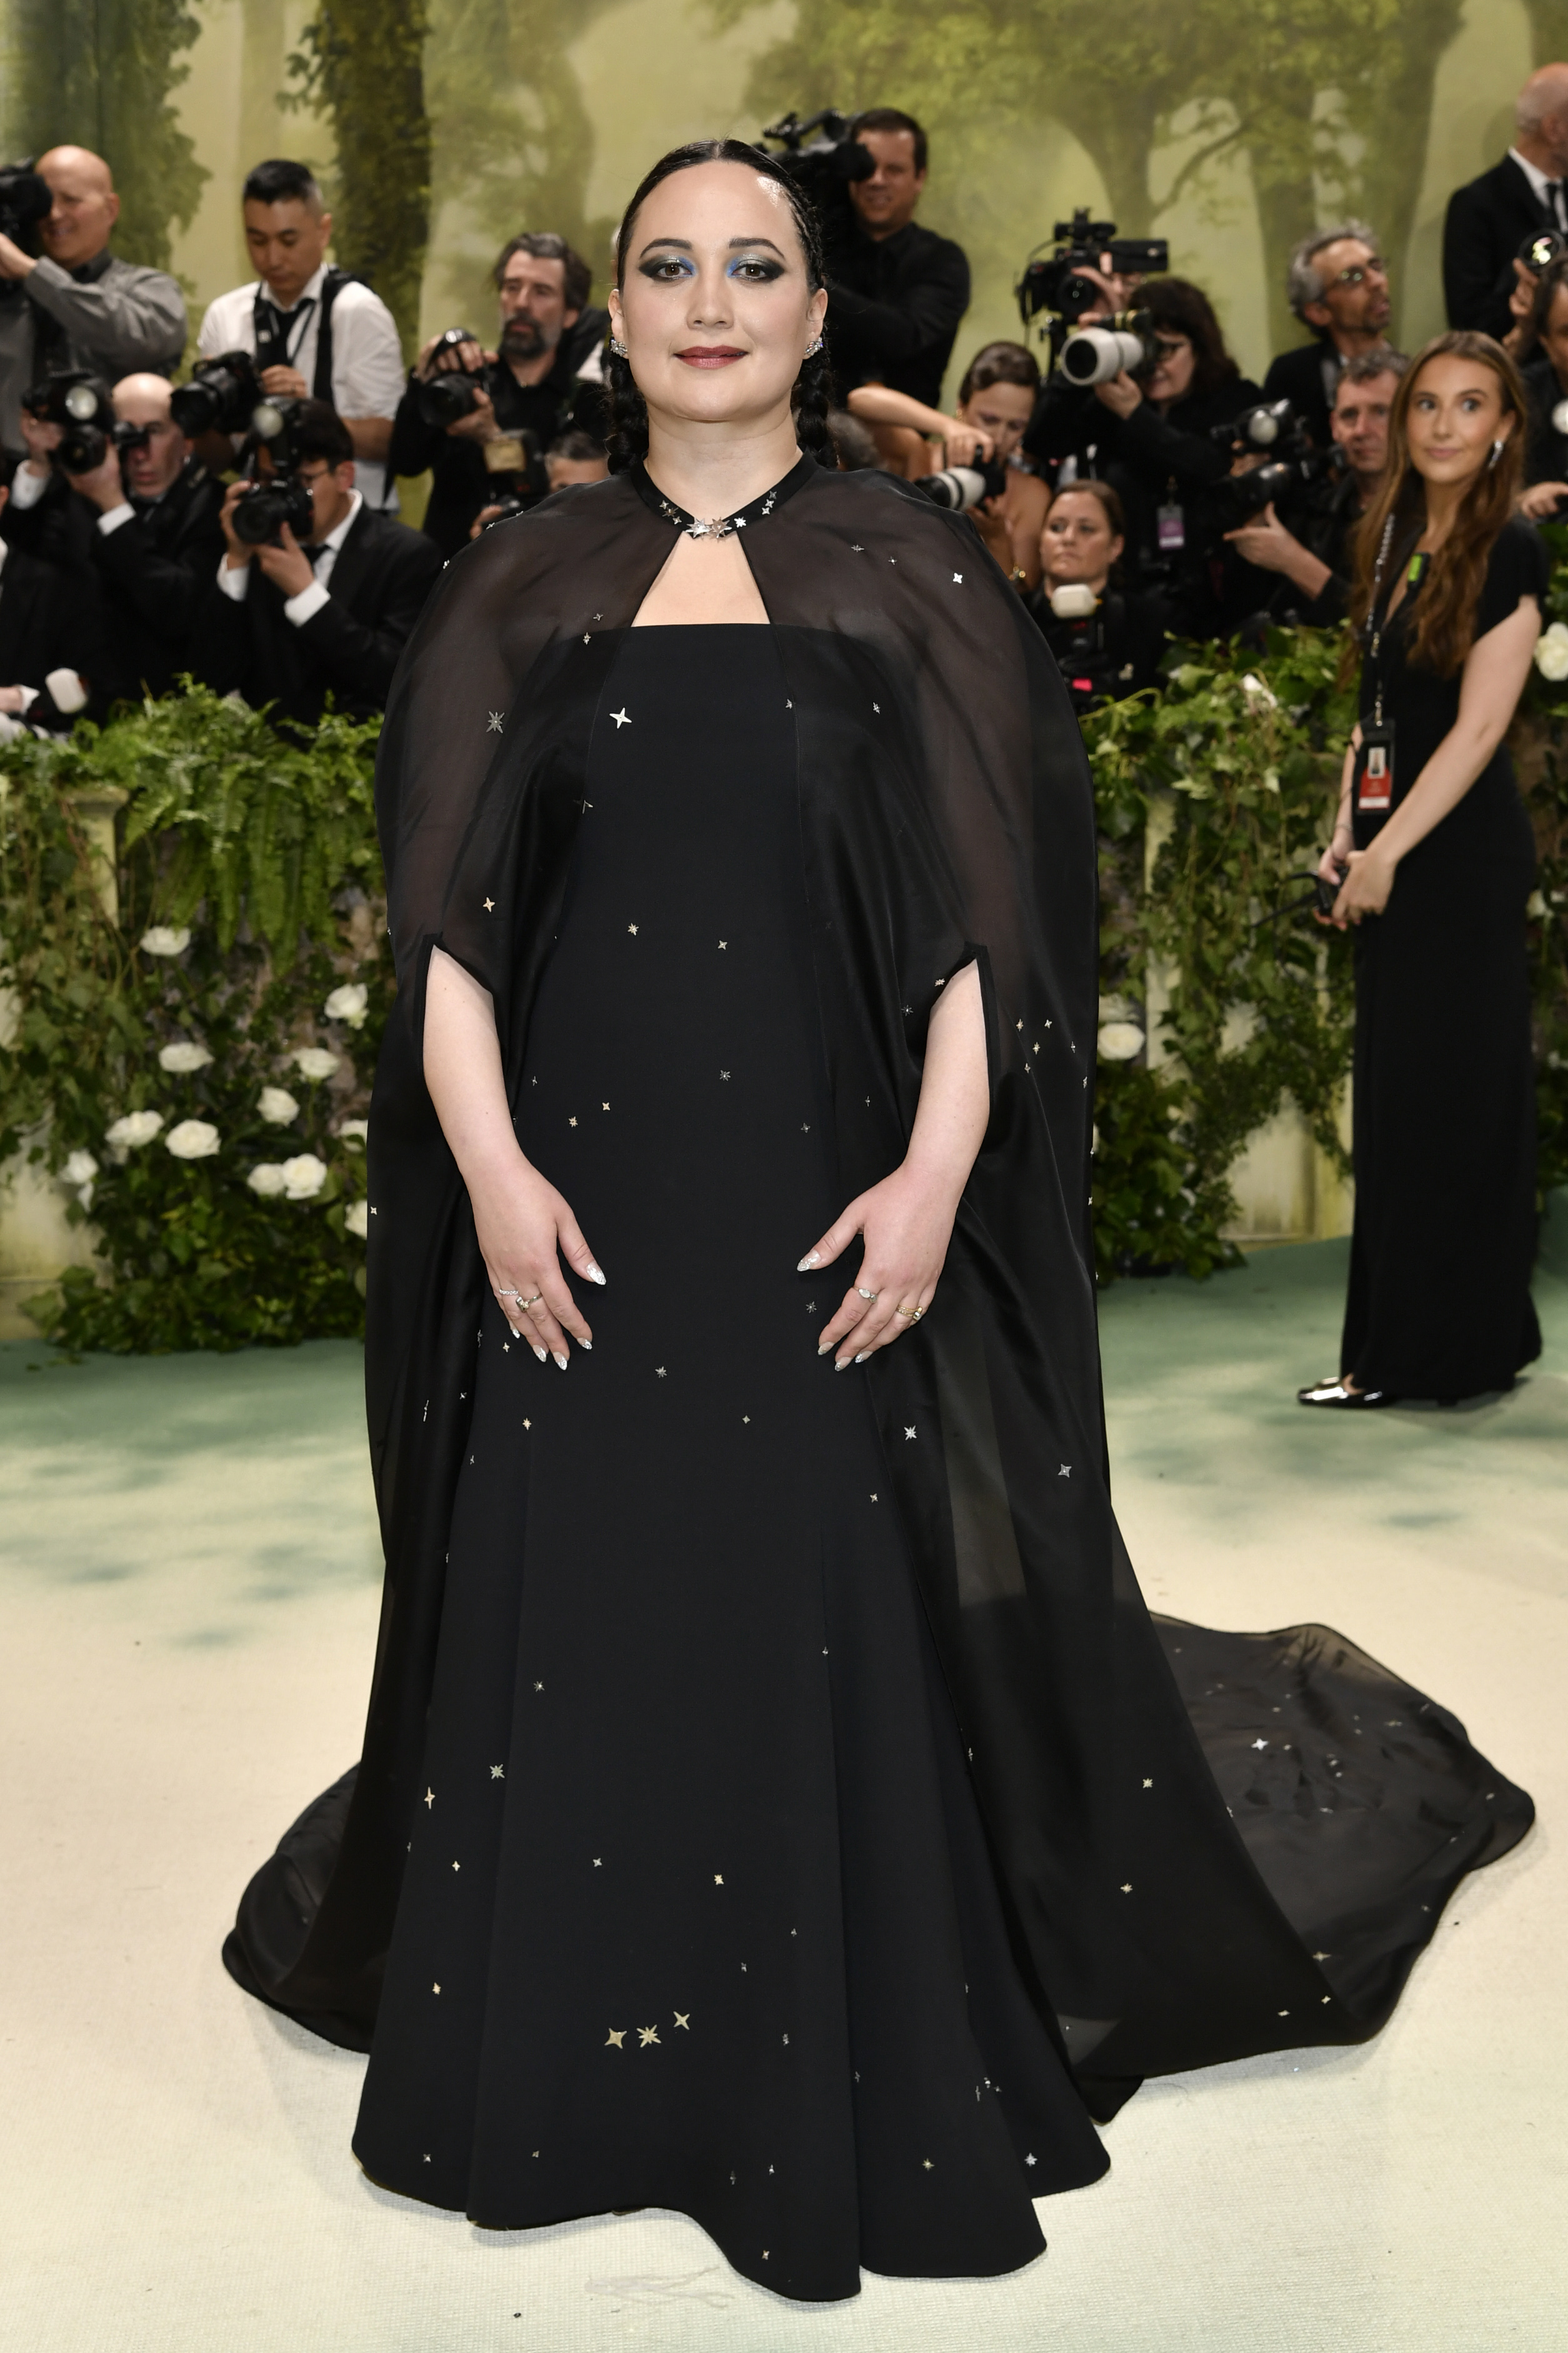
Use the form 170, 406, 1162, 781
389, 234, 609, 556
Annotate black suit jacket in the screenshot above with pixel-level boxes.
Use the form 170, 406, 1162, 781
90, 466, 227, 706
0, 539, 98, 727
190, 502, 445, 730
824, 220, 971, 409
1260, 340, 1341, 449
1444, 154, 1554, 339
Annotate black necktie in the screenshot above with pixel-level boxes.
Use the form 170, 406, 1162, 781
1546, 181, 1564, 231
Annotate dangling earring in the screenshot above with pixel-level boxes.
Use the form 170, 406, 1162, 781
609, 334, 627, 358
804, 335, 824, 358
1488, 436, 1505, 468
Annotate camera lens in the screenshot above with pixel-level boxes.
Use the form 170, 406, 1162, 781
64, 383, 102, 422
417, 373, 480, 428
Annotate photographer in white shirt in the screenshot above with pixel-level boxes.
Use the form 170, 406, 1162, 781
196, 158, 404, 509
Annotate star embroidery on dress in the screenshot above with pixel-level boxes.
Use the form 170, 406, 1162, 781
638, 2025, 660, 2046
534, 1680, 544, 1692
718, 939, 727, 950
483, 898, 495, 912
522, 1417, 531, 1430
432, 1982, 441, 1994
451, 1859, 461, 1872
714, 1874, 724, 1885
922, 2158, 935, 2170
801, 1122, 810, 1132
569, 1115, 577, 1126
656, 1366, 666, 1377
593, 1857, 601, 1867
850, 543, 865, 552
487, 711, 504, 732
904, 1425, 917, 1440
721, 1070, 731, 1080
1120, 1884, 1132, 1894
627, 922, 639, 935
1142, 1777, 1153, 1789
424, 1788, 434, 1809
1025, 2153, 1037, 2167
870, 1492, 878, 1502
1059, 1463, 1072, 1477
611, 707, 631, 728
491, 1765, 504, 1779
952, 572, 963, 584
606, 2028, 626, 2048
674, 2012, 691, 2030
602, 1101, 610, 1110
872, 701, 881, 713
1251, 1737, 1268, 1750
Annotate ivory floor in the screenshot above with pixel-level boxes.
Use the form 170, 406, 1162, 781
1, 1238, 1564, 2353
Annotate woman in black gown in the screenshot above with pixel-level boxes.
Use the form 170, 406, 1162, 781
224, 154, 1533, 2302
1304, 333, 1545, 1408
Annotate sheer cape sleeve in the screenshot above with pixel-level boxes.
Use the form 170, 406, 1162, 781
223, 459, 1531, 2109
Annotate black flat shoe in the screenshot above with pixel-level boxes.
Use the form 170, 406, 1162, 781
1296, 1379, 1393, 1408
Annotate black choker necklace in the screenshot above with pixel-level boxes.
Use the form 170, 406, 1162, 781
631, 450, 819, 540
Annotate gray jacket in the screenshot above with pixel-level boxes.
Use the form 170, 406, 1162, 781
0, 250, 187, 451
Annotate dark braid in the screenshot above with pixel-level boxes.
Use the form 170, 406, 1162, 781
606, 138, 839, 474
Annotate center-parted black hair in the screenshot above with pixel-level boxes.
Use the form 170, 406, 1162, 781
605, 140, 836, 473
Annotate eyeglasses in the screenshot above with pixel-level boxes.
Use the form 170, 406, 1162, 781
1152, 338, 1191, 359
1327, 261, 1387, 288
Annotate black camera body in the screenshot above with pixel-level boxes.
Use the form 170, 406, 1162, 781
759, 109, 873, 268
169, 349, 269, 439
22, 371, 118, 470
416, 329, 488, 428
0, 158, 51, 300
912, 455, 1009, 513
231, 474, 316, 548
1211, 399, 1335, 519
1017, 211, 1169, 340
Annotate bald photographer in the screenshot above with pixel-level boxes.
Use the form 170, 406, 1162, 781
0, 146, 185, 457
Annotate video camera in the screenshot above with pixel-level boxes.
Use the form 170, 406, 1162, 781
1209, 398, 1335, 519
0, 159, 51, 301
169, 349, 272, 441
1017, 211, 1169, 354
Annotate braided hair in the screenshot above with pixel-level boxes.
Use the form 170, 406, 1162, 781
604, 139, 837, 474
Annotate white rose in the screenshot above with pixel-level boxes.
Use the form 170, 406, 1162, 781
159, 1041, 213, 1074
337, 1117, 369, 1146
247, 1163, 289, 1197
324, 982, 369, 1028
1240, 671, 1279, 711
166, 1118, 221, 1160
343, 1199, 369, 1238
258, 1086, 300, 1125
292, 1047, 341, 1083
139, 926, 191, 958
1534, 621, 1568, 681
281, 1151, 329, 1200
1097, 1021, 1147, 1062
61, 1149, 99, 1187
1527, 890, 1547, 918
105, 1110, 164, 1150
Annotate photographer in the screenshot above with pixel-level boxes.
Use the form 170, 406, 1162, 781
6, 371, 224, 707
0, 453, 94, 733
190, 399, 442, 730
469, 427, 610, 539
196, 160, 404, 510
0, 146, 185, 454
1214, 349, 1408, 633
389, 233, 609, 555
1024, 478, 1167, 713
1262, 223, 1392, 449
846, 339, 1051, 584
1517, 252, 1568, 514
817, 109, 969, 409
1444, 65, 1568, 343
1022, 278, 1262, 598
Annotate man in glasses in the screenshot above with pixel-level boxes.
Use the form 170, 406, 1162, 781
1262, 224, 1392, 452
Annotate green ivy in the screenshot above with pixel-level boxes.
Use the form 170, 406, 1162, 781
2, 610, 1565, 1348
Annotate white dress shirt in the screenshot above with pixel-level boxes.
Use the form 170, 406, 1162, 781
196, 265, 404, 510
217, 488, 362, 626
1509, 148, 1568, 232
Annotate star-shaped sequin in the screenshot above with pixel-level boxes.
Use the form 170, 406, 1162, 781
627, 922, 639, 935
905, 1425, 917, 1440
612, 707, 631, 728
638, 2025, 660, 2046
487, 711, 504, 732
483, 897, 495, 912
491, 1765, 504, 1779
674, 2012, 690, 2030
606, 2028, 626, 2048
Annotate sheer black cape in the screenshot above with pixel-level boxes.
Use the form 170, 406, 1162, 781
224, 455, 1532, 2120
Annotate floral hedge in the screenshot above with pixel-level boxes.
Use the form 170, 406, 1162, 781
2, 604, 1566, 1351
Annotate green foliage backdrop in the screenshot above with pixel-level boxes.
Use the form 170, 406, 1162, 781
2, 615, 1564, 1351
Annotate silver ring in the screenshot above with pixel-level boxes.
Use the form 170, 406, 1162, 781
857, 1287, 880, 1302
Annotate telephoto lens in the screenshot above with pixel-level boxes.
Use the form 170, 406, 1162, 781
231, 476, 316, 548
913, 455, 1010, 513
1227, 399, 1295, 451
1057, 309, 1156, 388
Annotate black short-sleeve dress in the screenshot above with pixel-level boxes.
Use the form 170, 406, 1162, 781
1345, 514, 1547, 1398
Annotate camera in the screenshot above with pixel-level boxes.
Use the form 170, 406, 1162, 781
231, 474, 316, 547
1057, 308, 1158, 386
416, 329, 487, 428
0, 158, 51, 300
21, 372, 117, 471
1211, 398, 1331, 519
912, 455, 1009, 513
1017, 211, 1169, 338
1519, 226, 1567, 274
169, 349, 270, 439
759, 109, 873, 267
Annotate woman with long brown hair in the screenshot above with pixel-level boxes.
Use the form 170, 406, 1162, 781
1304, 331, 1546, 1407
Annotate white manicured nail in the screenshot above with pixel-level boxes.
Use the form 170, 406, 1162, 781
553, 1352, 568, 1370
587, 1265, 606, 1285
797, 1253, 819, 1271
532, 1345, 547, 1363
508, 1324, 521, 1338
577, 1337, 592, 1350
834, 1358, 851, 1372
854, 1352, 869, 1363
817, 1343, 832, 1357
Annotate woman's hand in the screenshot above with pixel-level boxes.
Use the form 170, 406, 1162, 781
941, 421, 994, 468
469, 1153, 602, 1368
1332, 843, 1396, 924
1094, 370, 1142, 419
800, 1160, 961, 1369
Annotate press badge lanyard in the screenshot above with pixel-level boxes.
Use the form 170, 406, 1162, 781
1358, 517, 1428, 813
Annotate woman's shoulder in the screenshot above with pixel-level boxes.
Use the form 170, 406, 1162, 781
1486, 510, 1551, 593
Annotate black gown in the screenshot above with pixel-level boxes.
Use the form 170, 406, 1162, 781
1344, 516, 1546, 1397
224, 456, 1534, 2302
